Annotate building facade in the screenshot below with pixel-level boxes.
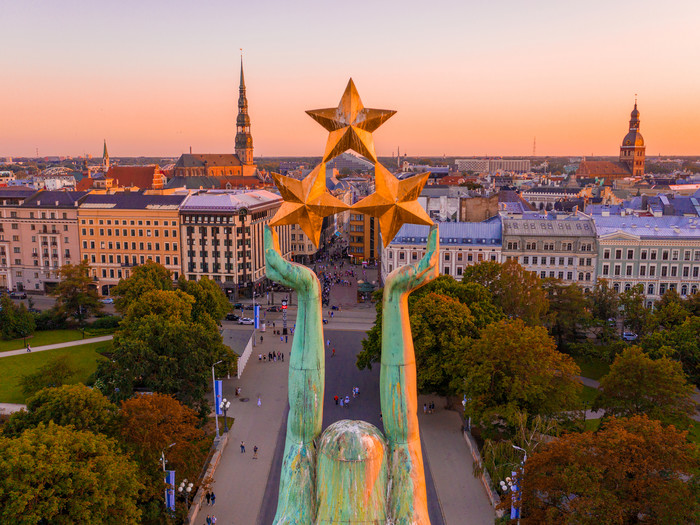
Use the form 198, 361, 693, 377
455, 158, 531, 173
382, 221, 502, 281
594, 215, 700, 305
501, 212, 597, 289
78, 193, 186, 296
347, 213, 381, 263
179, 190, 291, 297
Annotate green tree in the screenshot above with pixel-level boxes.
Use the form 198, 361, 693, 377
3, 384, 118, 437
51, 259, 102, 327
619, 283, 649, 335
0, 296, 35, 341
0, 422, 143, 524
95, 290, 235, 411
111, 260, 173, 314
19, 354, 77, 397
178, 275, 230, 323
523, 416, 700, 524
543, 279, 589, 347
645, 294, 690, 332
642, 316, 700, 386
593, 346, 696, 428
588, 278, 619, 323
462, 259, 548, 325
463, 319, 581, 429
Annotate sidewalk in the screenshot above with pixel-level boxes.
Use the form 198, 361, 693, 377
0, 335, 114, 359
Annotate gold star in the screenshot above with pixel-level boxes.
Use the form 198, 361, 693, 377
269, 164, 349, 247
306, 78, 396, 163
352, 164, 433, 247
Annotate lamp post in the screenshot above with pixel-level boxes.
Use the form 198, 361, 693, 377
178, 479, 194, 508
220, 398, 231, 432
212, 360, 223, 438
160, 442, 176, 472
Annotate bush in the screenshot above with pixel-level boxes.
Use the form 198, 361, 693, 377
89, 315, 121, 330
33, 309, 68, 331
566, 341, 626, 362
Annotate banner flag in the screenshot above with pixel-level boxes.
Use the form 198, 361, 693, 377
254, 305, 260, 329
215, 380, 223, 415
165, 470, 175, 511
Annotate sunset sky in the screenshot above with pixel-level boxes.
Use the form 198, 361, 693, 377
2, 0, 700, 158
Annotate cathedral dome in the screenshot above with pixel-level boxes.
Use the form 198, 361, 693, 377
622, 130, 644, 147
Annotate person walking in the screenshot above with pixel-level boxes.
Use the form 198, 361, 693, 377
344, 395, 350, 408
331, 348, 336, 358
253, 445, 258, 459
423, 403, 427, 414
334, 395, 339, 405
206, 515, 212, 525
285, 335, 288, 343
326, 339, 330, 348
240, 441, 246, 453
257, 396, 262, 407
339, 397, 344, 408
211, 516, 217, 524
210, 492, 216, 506
26, 343, 31, 353
206, 491, 211, 506
280, 352, 284, 362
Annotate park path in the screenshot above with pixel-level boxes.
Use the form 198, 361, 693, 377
0, 335, 114, 359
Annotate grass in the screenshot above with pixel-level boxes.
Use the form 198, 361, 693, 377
573, 356, 611, 381
0, 342, 109, 404
579, 384, 599, 406
0, 328, 114, 353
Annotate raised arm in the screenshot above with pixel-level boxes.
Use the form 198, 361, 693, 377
380, 224, 439, 524
265, 226, 324, 525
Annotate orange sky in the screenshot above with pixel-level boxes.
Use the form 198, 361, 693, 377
2, 1, 699, 158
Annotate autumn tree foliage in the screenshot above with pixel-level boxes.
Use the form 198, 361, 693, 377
522, 416, 700, 524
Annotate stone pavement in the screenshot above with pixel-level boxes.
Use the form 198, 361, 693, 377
0, 335, 114, 359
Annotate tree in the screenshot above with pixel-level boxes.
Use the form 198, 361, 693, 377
51, 259, 102, 326
619, 283, 649, 335
0, 422, 143, 524
0, 295, 35, 341
593, 346, 696, 428
523, 416, 700, 524
95, 290, 235, 411
178, 276, 230, 323
111, 260, 173, 314
3, 384, 118, 437
543, 279, 589, 347
462, 259, 548, 325
19, 354, 77, 397
645, 294, 690, 332
588, 278, 619, 323
463, 319, 581, 429
642, 316, 700, 386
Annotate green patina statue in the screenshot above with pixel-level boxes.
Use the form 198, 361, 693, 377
265, 223, 439, 525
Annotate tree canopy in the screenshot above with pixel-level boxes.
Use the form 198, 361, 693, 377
523, 416, 700, 524
111, 260, 173, 314
19, 354, 78, 397
0, 422, 143, 524
178, 276, 230, 323
51, 259, 102, 325
0, 295, 35, 341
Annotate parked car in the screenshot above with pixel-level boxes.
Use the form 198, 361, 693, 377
238, 317, 254, 325
28, 308, 41, 314
244, 304, 255, 310
266, 306, 282, 312
622, 332, 638, 341
232, 302, 243, 309
226, 313, 240, 321
10, 291, 27, 299
100, 297, 114, 304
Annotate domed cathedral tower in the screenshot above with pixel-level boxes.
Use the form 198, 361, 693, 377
619, 99, 645, 176
235, 58, 255, 170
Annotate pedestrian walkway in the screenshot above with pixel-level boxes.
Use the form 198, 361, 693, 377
0, 335, 114, 359
0, 403, 26, 414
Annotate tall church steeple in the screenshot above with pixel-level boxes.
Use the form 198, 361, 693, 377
102, 139, 110, 172
619, 98, 645, 177
235, 57, 254, 166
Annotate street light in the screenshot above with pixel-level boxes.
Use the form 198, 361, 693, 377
177, 479, 194, 508
220, 398, 231, 432
160, 442, 176, 471
212, 360, 223, 438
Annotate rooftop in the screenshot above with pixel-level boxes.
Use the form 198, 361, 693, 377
180, 190, 281, 212
80, 192, 187, 210
21, 190, 88, 208
390, 220, 502, 246
594, 215, 700, 239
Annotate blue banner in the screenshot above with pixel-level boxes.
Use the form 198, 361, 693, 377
254, 304, 260, 329
165, 470, 175, 511
510, 470, 520, 519
215, 380, 223, 415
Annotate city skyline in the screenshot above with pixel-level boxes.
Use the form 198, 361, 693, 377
2, 0, 700, 158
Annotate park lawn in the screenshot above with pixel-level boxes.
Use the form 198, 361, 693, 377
579, 384, 599, 406
0, 329, 84, 353
0, 342, 109, 404
574, 356, 611, 381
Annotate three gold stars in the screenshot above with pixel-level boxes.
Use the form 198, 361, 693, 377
269, 164, 348, 247
306, 78, 396, 163
353, 164, 432, 247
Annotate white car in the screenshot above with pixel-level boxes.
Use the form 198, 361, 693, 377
100, 297, 114, 304
622, 332, 638, 341
238, 317, 254, 325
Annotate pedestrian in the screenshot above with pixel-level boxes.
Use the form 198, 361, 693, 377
268, 351, 272, 361
339, 397, 344, 408
206, 491, 211, 505
257, 396, 262, 407
281, 335, 284, 343
211, 516, 217, 525
260, 335, 263, 343
327, 339, 330, 347
423, 403, 427, 414
210, 492, 216, 506
280, 352, 284, 362
253, 445, 258, 459
206, 515, 212, 525
285, 335, 288, 343
331, 348, 336, 358
273, 321, 275, 328
334, 395, 339, 405
258, 353, 262, 361
26, 343, 31, 353
240, 441, 245, 453
345, 395, 350, 407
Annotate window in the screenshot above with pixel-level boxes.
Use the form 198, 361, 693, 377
603, 249, 611, 259
650, 250, 657, 260
648, 284, 655, 295
661, 266, 668, 277
614, 264, 621, 276
672, 250, 679, 261
649, 266, 656, 277
627, 249, 634, 259
671, 266, 677, 277
662, 250, 669, 261
626, 265, 633, 276
615, 249, 622, 259
602, 264, 609, 276
641, 250, 647, 260
639, 265, 646, 276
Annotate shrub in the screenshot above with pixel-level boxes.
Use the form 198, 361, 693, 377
89, 315, 121, 330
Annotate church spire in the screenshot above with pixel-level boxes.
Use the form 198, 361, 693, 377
102, 139, 110, 171
235, 55, 254, 166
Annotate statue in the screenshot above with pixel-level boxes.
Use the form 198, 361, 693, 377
265, 79, 438, 524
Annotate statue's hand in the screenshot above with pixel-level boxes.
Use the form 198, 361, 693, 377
264, 225, 318, 295
385, 224, 439, 296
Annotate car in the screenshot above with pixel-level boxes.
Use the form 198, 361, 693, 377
10, 291, 27, 299
28, 308, 41, 314
232, 302, 244, 309
607, 318, 617, 327
238, 317, 254, 325
225, 313, 240, 321
100, 297, 114, 304
622, 332, 638, 341
266, 306, 282, 312
244, 304, 255, 310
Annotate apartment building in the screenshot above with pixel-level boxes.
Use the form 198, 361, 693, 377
347, 213, 381, 263
78, 192, 187, 296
